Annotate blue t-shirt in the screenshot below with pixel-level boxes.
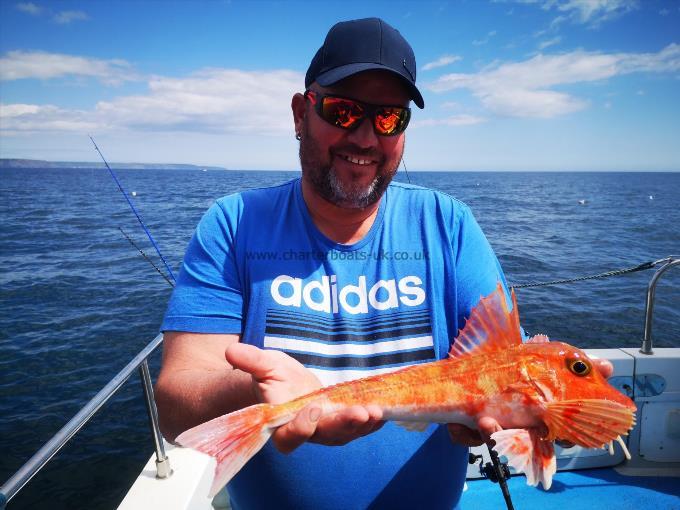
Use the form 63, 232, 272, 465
162, 178, 508, 510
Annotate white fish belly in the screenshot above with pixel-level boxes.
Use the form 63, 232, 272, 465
381, 407, 478, 429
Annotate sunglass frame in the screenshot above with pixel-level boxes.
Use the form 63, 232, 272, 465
304, 90, 411, 136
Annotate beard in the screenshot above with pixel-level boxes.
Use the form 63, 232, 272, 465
298, 118, 402, 209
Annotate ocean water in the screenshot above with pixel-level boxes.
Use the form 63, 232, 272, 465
1, 168, 678, 509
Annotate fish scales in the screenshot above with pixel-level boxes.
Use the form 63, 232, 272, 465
283, 351, 526, 420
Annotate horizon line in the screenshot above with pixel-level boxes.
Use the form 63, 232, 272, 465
1, 158, 678, 173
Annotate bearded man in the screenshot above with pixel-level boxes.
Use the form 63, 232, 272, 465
156, 17, 510, 510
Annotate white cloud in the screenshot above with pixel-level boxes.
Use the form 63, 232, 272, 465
422, 55, 462, 71
538, 36, 561, 50
14, 3, 90, 23
16, 2, 42, 15
53, 10, 89, 24
514, 0, 638, 26
0, 103, 98, 133
557, 0, 638, 25
1, 68, 303, 137
473, 31, 498, 46
616, 43, 680, 74
427, 43, 680, 118
412, 114, 486, 128
441, 101, 461, 109
95, 69, 301, 135
0, 51, 136, 85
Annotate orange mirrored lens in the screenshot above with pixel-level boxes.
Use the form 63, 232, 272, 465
322, 97, 364, 129
375, 108, 404, 135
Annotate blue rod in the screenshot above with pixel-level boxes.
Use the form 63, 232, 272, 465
90, 136, 177, 284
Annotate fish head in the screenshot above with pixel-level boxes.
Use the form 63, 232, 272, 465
490, 341, 637, 490
523, 341, 632, 407
522, 341, 636, 446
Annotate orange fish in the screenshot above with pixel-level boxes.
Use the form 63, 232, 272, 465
177, 283, 637, 497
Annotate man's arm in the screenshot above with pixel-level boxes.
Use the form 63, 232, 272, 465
155, 332, 252, 441
155, 333, 384, 447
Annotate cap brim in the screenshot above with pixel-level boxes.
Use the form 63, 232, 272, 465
315, 63, 425, 109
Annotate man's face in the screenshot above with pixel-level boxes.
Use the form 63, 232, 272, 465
298, 70, 409, 209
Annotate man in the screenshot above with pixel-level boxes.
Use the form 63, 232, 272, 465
156, 17, 609, 510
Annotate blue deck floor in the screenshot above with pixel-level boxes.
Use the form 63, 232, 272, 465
461, 468, 679, 510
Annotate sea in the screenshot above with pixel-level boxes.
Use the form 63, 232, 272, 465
1, 168, 679, 509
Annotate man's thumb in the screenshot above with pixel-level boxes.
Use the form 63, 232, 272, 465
225, 343, 272, 379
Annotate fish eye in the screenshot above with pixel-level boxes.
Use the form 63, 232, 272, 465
568, 359, 592, 376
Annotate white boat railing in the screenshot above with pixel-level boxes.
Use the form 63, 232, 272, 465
641, 256, 680, 355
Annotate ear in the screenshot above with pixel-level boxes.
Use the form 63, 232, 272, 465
291, 93, 306, 137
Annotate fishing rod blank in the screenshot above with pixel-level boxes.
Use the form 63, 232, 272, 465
90, 136, 177, 284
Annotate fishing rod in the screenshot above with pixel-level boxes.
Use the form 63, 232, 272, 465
119, 227, 175, 288
89, 136, 177, 285
469, 447, 516, 510
401, 156, 412, 183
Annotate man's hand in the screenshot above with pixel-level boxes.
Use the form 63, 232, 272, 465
447, 358, 615, 447
226, 343, 384, 454
447, 417, 501, 447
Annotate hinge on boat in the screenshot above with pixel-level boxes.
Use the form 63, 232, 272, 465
610, 374, 665, 398
635, 374, 666, 397
609, 376, 634, 398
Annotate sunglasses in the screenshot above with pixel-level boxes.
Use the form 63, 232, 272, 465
304, 90, 411, 136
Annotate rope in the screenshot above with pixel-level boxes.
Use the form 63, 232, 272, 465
401, 158, 412, 184
510, 260, 660, 289
119, 227, 175, 288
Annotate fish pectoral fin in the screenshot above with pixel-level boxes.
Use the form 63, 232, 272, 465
544, 399, 637, 448
491, 428, 556, 490
395, 420, 430, 432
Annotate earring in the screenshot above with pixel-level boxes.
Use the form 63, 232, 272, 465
295, 132, 301, 141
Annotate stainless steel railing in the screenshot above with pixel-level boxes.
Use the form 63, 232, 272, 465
640, 256, 680, 355
0, 333, 170, 508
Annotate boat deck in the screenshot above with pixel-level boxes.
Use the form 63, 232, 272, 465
462, 468, 680, 510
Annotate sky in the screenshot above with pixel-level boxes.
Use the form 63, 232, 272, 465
0, 0, 679, 171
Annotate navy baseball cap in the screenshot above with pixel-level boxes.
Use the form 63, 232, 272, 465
305, 18, 425, 109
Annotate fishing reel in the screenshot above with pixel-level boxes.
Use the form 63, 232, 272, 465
468, 451, 511, 483
469, 449, 515, 510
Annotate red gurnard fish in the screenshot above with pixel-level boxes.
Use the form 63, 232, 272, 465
177, 283, 637, 497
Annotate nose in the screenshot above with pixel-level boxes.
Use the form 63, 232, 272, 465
346, 116, 379, 149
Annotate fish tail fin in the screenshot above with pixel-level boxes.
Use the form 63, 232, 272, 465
176, 403, 282, 497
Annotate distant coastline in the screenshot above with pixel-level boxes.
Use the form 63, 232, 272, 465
1, 159, 677, 172
0, 158, 228, 171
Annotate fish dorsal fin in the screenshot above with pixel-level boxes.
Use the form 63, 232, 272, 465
528, 334, 550, 344
449, 282, 522, 358
491, 428, 556, 490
